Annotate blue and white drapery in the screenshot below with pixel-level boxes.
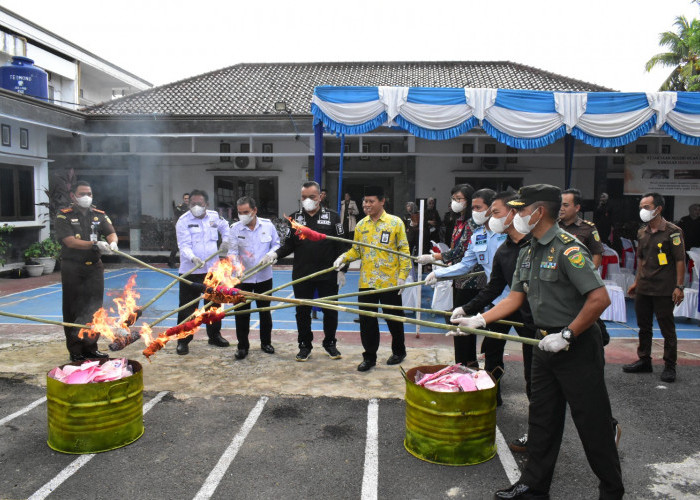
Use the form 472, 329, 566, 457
311, 86, 700, 149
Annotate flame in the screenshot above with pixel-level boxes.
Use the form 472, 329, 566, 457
79, 275, 142, 342
204, 257, 241, 290
286, 216, 327, 241
113, 275, 141, 328
79, 307, 117, 341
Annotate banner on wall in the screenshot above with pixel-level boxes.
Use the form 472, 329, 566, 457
624, 154, 700, 195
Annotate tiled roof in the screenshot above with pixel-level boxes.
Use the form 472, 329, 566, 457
82, 61, 614, 116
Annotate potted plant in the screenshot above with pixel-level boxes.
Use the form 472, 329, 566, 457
0, 224, 13, 268
23, 242, 46, 277
38, 238, 61, 274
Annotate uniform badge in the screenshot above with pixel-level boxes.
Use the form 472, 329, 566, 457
210, 221, 216, 227
671, 233, 681, 246
523, 282, 530, 293
295, 214, 306, 224
521, 260, 531, 269
336, 223, 344, 235
478, 253, 485, 262
541, 261, 557, 269
93, 217, 98, 221
380, 231, 390, 244
105, 216, 112, 224
567, 251, 585, 268
320, 212, 330, 220
592, 230, 600, 242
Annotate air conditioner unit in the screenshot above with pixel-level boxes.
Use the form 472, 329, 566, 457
481, 157, 499, 170
234, 156, 256, 169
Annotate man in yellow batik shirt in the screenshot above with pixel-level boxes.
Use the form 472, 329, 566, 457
334, 186, 412, 372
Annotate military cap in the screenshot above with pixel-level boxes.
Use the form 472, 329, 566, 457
364, 185, 385, 198
507, 184, 562, 207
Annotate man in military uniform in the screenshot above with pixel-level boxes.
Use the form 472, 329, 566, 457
334, 185, 412, 372
275, 181, 347, 362
169, 192, 190, 268
56, 181, 118, 361
453, 184, 623, 500
623, 192, 685, 383
175, 189, 230, 356
559, 188, 604, 269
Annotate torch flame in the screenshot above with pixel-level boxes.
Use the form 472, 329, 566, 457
79, 275, 142, 343
286, 216, 327, 241
113, 275, 141, 328
204, 257, 241, 290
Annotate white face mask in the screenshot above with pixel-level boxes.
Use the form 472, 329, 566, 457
639, 208, 657, 223
451, 200, 466, 213
190, 205, 206, 218
302, 198, 319, 212
489, 214, 511, 234
238, 213, 253, 225
472, 210, 489, 226
75, 195, 92, 208
513, 208, 540, 235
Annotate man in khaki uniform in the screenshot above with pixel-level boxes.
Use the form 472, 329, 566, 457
558, 188, 604, 269
452, 184, 623, 500
623, 192, 685, 383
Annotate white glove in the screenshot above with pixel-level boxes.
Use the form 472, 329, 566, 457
425, 271, 438, 286
538, 332, 569, 353
333, 254, 346, 271
416, 254, 435, 265
218, 240, 229, 254
337, 271, 346, 288
261, 250, 277, 266
450, 307, 466, 322
191, 256, 205, 267
397, 278, 406, 295
448, 313, 486, 335
95, 241, 112, 255
109, 241, 119, 252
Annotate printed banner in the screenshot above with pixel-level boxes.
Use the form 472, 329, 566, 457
624, 154, 700, 195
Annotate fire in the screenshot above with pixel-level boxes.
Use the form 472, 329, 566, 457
286, 216, 327, 241
204, 257, 241, 289
113, 275, 141, 328
79, 275, 143, 343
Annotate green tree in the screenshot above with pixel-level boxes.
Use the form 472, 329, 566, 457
645, 15, 700, 91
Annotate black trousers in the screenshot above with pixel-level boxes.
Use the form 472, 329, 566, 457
451, 287, 480, 365
61, 259, 104, 356
358, 288, 406, 362
293, 279, 338, 348
634, 293, 677, 367
481, 316, 535, 400
521, 324, 624, 499
234, 279, 273, 350
177, 273, 222, 344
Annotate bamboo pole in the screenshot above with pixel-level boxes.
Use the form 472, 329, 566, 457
238, 291, 540, 346
112, 248, 196, 286
0, 310, 89, 329
327, 233, 446, 267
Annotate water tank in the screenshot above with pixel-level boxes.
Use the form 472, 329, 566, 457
0, 56, 49, 102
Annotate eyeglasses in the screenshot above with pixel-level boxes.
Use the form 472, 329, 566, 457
451, 197, 466, 202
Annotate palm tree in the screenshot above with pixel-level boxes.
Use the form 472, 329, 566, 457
645, 15, 700, 91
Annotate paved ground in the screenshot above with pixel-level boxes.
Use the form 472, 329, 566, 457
1, 265, 700, 499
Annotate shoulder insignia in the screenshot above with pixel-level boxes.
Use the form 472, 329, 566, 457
92, 208, 105, 214
582, 219, 596, 227
563, 246, 580, 256
557, 233, 574, 244
567, 250, 586, 268
60, 207, 73, 213
670, 233, 682, 246
592, 230, 600, 242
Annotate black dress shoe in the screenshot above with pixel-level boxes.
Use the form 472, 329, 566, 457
494, 482, 549, 499
69, 353, 86, 362
84, 349, 109, 359
357, 359, 376, 372
234, 349, 248, 360
176, 342, 189, 355
622, 358, 652, 373
260, 344, 275, 354
353, 318, 361, 323
208, 335, 230, 347
386, 354, 406, 365
660, 366, 676, 382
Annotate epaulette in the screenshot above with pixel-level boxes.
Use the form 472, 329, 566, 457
92, 208, 105, 214
557, 232, 575, 244
59, 207, 73, 213
582, 219, 596, 227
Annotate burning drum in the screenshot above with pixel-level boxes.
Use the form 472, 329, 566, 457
403, 365, 497, 466
46, 359, 144, 454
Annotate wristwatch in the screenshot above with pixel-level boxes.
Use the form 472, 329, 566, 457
561, 327, 575, 343
676, 285, 685, 291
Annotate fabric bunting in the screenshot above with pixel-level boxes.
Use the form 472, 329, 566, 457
311, 86, 700, 148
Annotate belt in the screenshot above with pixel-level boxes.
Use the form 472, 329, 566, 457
63, 258, 100, 266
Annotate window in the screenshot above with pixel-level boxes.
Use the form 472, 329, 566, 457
506, 146, 518, 164
219, 142, 231, 162
483, 143, 498, 166
635, 144, 647, 154
0, 164, 35, 221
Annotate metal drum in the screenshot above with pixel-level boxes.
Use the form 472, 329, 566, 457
404, 364, 497, 466
46, 359, 144, 454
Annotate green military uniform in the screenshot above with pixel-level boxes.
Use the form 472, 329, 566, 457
505, 185, 624, 499
55, 204, 115, 358
558, 216, 604, 258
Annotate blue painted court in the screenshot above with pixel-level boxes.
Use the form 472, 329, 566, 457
1, 267, 699, 339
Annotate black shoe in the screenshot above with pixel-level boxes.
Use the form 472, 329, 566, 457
84, 349, 109, 359
353, 318, 361, 323
296, 346, 311, 362
622, 358, 652, 373
208, 335, 230, 347
386, 353, 406, 365
357, 359, 376, 372
323, 343, 342, 359
176, 343, 189, 355
261, 344, 275, 354
168, 261, 176, 268
69, 353, 86, 362
494, 482, 549, 499
660, 366, 676, 383
509, 433, 528, 453
234, 349, 248, 360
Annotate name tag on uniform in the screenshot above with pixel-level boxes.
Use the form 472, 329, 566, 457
521, 261, 531, 268
320, 212, 330, 220
71, 219, 79, 224
295, 214, 306, 224
317, 220, 331, 225
237, 235, 246, 239
380, 231, 390, 244
188, 224, 198, 228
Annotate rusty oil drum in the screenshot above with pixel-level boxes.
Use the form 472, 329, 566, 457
403, 365, 497, 466
46, 359, 144, 454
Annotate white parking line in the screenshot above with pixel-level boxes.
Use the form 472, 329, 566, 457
361, 398, 379, 500
0, 397, 47, 426
495, 426, 521, 485
193, 396, 269, 500
27, 391, 169, 500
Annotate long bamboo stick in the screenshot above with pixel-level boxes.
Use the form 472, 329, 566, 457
112, 248, 197, 286
238, 292, 540, 346
0, 310, 89, 329
329, 234, 446, 267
